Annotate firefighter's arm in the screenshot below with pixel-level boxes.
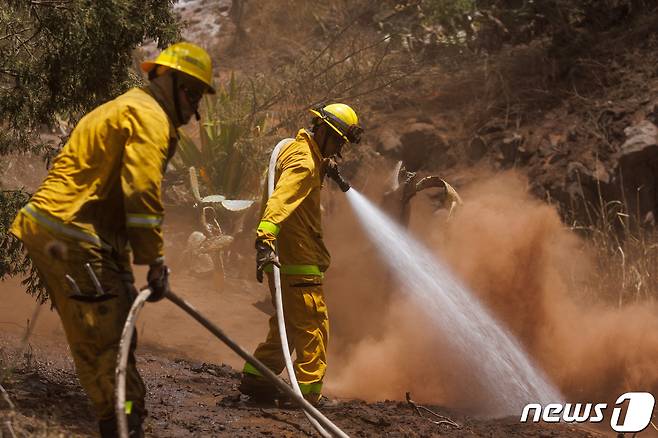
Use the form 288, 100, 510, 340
257, 146, 316, 247
120, 107, 170, 265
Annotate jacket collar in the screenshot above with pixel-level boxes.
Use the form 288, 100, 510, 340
297, 129, 322, 162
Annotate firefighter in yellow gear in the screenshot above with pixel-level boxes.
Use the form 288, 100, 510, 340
239, 103, 362, 405
10, 42, 215, 437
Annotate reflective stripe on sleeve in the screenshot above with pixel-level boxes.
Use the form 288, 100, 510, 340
258, 220, 280, 236
126, 213, 163, 228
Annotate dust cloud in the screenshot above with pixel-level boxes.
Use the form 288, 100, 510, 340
325, 171, 658, 413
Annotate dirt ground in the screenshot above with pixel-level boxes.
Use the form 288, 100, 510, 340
0, 337, 602, 438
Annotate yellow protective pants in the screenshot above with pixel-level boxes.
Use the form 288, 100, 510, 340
244, 274, 329, 396
12, 211, 146, 420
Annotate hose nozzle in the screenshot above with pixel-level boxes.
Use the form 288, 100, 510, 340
325, 160, 351, 192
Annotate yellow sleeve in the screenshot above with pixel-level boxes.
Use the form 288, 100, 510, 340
120, 106, 170, 265
258, 143, 316, 241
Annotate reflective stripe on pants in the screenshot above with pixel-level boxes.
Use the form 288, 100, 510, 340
244, 273, 328, 395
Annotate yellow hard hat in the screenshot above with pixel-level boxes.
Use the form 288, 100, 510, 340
141, 42, 215, 94
309, 103, 362, 143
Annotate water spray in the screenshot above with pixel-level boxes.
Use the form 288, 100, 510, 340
344, 189, 563, 415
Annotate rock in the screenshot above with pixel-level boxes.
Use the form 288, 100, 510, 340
399, 122, 445, 171
375, 128, 402, 154
498, 132, 524, 166
467, 136, 487, 163
615, 120, 658, 226
620, 120, 658, 155
186, 231, 206, 253
164, 182, 195, 206
183, 231, 215, 276
192, 254, 215, 276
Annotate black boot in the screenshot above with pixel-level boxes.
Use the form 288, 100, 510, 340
238, 373, 279, 402
98, 417, 117, 438
127, 410, 144, 438
98, 411, 143, 438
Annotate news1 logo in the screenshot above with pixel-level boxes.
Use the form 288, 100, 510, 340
520, 392, 656, 433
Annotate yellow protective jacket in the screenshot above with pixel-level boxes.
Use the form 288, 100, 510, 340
258, 129, 330, 275
11, 87, 176, 265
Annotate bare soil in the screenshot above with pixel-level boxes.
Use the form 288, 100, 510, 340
0, 275, 604, 438
0, 339, 603, 438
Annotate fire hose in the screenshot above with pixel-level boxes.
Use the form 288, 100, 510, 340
115, 288, 349, 438
263, 139, 333, 437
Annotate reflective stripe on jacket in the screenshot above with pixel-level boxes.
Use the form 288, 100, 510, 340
14, 87, 174, 264
257, 129, 330, 273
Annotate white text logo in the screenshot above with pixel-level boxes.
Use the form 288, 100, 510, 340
520, 392, 655, 433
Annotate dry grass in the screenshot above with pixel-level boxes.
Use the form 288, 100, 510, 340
569, 180, 658, 306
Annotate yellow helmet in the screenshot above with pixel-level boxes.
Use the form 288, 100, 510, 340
309, 103, 362, 143
141, 42, 215, 94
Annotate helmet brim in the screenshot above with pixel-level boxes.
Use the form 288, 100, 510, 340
140, 60, 216, 95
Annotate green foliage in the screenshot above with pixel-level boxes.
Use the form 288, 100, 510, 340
421, 0, 475, 36
0, 0, 180, 298
176, 74, 269, 199
0, 190, 44, 301
0, 0, 180, 155
419, 0, 656, 54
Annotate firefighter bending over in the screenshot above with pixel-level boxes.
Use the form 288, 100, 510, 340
10, 42, 215, 437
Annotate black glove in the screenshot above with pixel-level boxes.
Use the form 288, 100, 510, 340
256, 240, 280, 283
147, 262, 170, 302
325, 159, 351, 192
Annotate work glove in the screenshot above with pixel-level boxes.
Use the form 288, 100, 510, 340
147, 261, 170, 302
324, 159, 351, 192
256, 240, 280, 283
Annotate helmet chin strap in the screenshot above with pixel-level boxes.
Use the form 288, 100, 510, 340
320, 131, 329, 157
172, 73, 185, 126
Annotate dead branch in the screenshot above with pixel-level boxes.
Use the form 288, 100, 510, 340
405, 392, 460, 429
0, 384, 14, 410
0, 382, 17, 438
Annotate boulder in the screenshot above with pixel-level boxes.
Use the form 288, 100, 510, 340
615, 120, 658, 226
399, 122, 445, 172
467, 135, 487, 163
183, 231, 215, 276
498, 132, 524, 167
375, 128, 402, 154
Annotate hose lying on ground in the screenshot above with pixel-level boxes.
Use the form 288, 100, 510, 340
115, 288, 349, 438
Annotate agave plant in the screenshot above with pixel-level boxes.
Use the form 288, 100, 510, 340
174, 73, 269, 200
